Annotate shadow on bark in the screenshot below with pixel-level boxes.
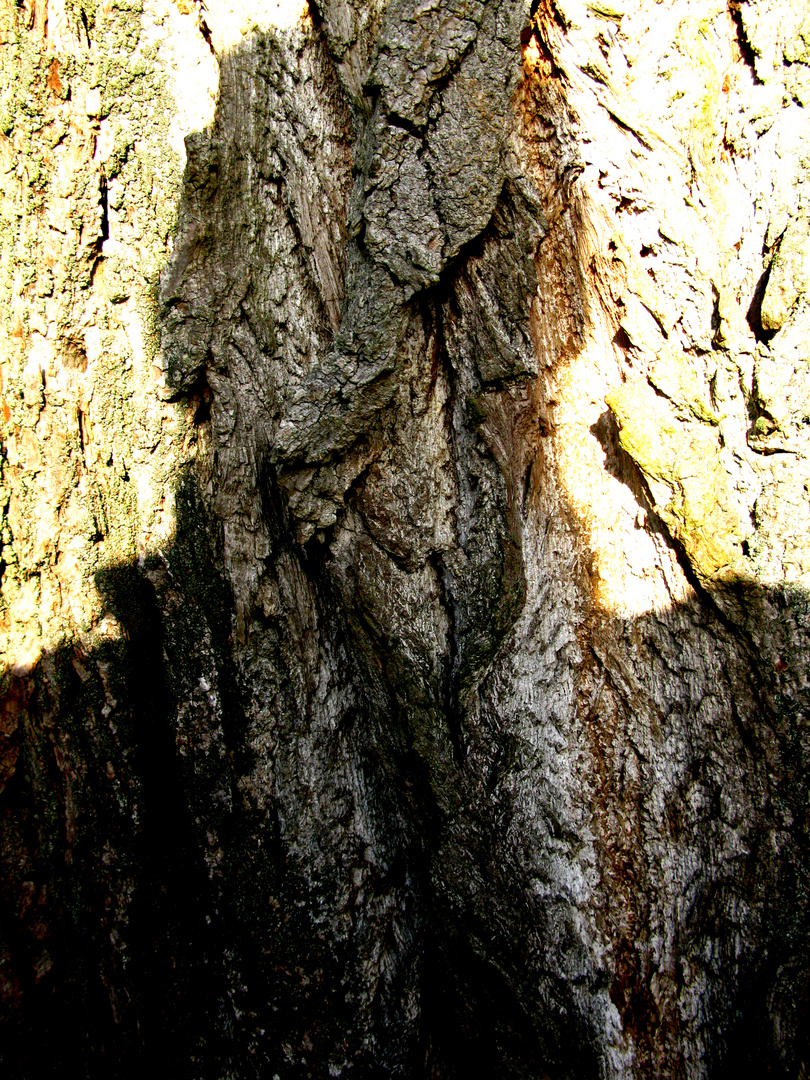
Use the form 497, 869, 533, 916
2, 468, 808, 1079
2, 19, 810, 1080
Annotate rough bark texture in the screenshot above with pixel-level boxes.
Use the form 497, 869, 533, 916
1, 0, 810, 1076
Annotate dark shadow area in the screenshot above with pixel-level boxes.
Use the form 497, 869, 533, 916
0, 477, 234, 1078
746, 262, 779, 345
0, 471, 385, 1078
2, 370, 810, 1080
4, 520, 809, 1077
422, 932, 565, 1080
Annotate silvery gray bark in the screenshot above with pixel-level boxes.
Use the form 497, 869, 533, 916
1, 0, 809, 1076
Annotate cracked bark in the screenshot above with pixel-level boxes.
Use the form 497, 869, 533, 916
1, 0, 810, 1077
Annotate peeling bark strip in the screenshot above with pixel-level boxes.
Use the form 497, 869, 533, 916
2, 0, 810, 1077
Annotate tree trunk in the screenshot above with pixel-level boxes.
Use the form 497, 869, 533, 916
1, 0, 809, 1075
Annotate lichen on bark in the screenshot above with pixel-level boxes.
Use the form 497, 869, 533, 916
2, 0, 810, 1077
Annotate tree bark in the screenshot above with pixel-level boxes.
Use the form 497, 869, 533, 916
1, 0, 809, 1076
